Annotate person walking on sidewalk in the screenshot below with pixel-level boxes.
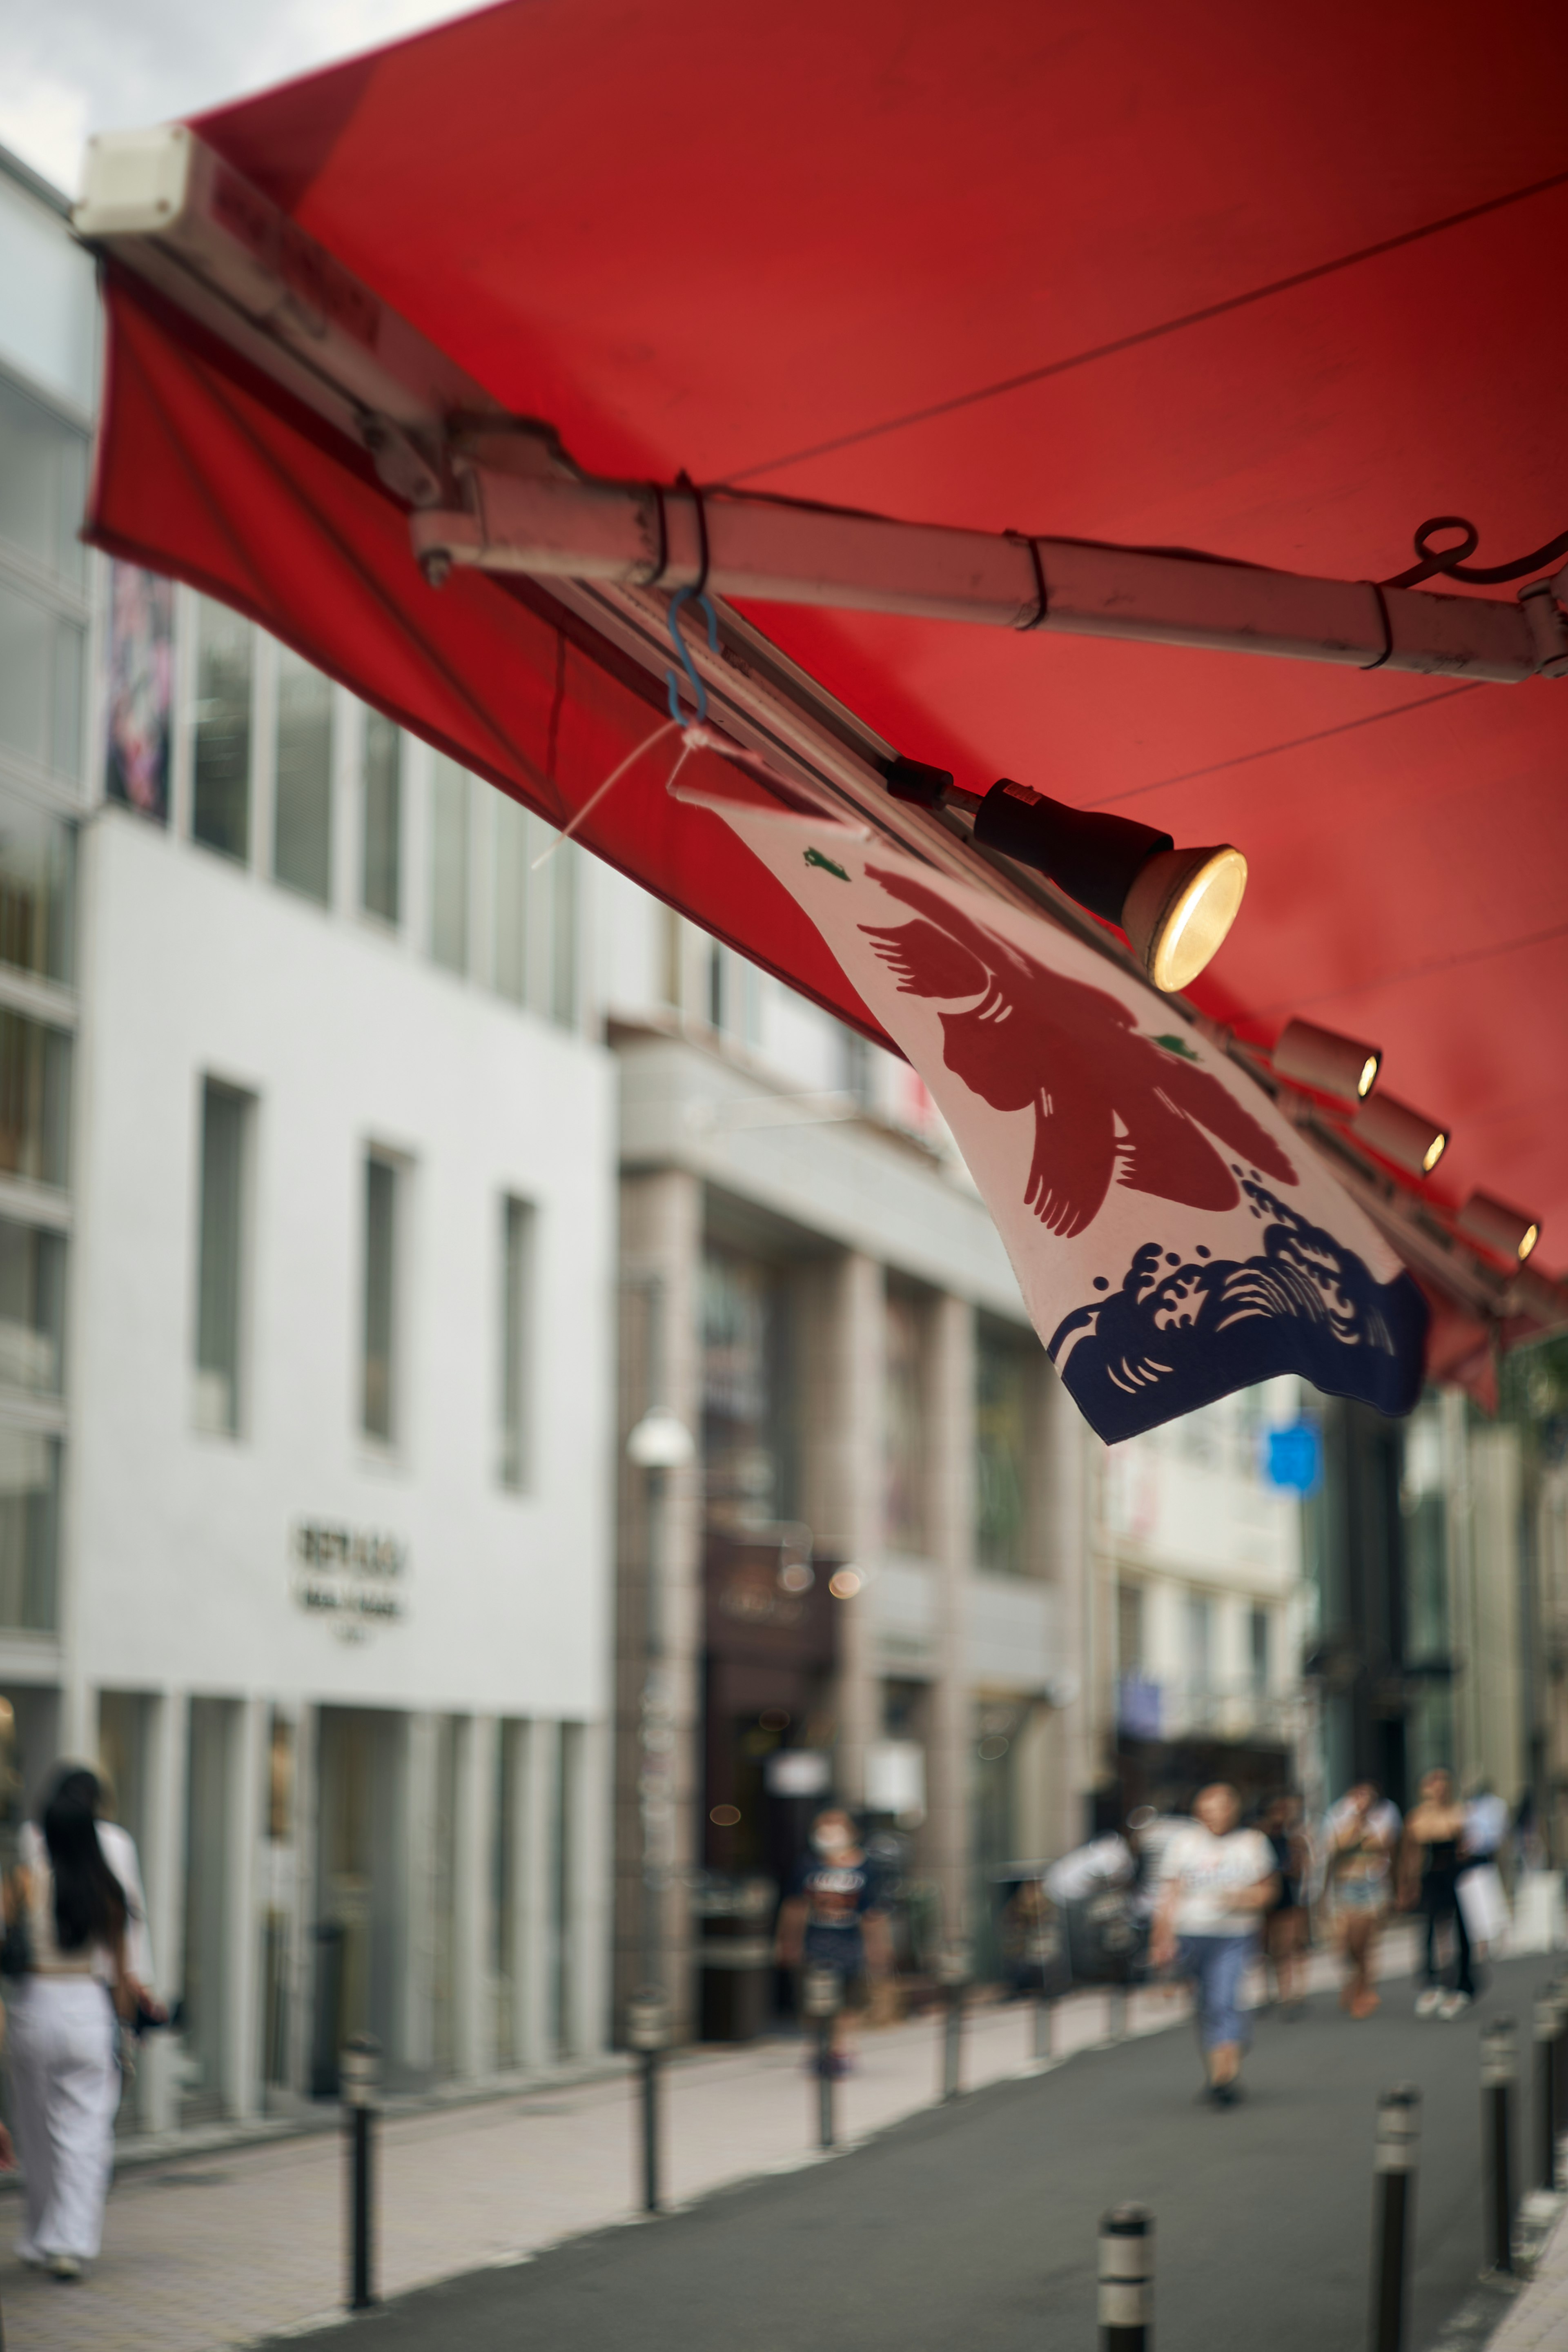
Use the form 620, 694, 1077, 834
1399, 1766, 1475, 2020
1258, 1791, 1310, 2015
3, 1771, 138, 2279
1149, 1783, 1277, 2108
1323, 1782, 1401, 2019
775, 1808, 891, 2072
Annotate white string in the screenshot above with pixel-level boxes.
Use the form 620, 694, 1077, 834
531, 715, 681, 870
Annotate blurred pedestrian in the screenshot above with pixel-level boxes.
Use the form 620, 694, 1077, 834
1323, 1782, 1401, 2018
1398, 1766, 1474, 2019
1149, 1783, 1278, 2107
3, 1769, 138, 2278
775, 1807, 891, 2072
1258, 1792, 1310, 2014
20, 1766, 158, 2028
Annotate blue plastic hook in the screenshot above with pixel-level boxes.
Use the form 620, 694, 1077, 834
665, 588, 719, 726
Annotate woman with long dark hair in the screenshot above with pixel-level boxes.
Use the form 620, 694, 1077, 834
4, 1768, 133, 2280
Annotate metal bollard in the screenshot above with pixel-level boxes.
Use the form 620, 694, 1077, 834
1098, 2204, 1153, 2350
626, 1987, 672, 2214
340, 2033, 380, 2313
1552, 1978, 1568, 2168
1481, 2016, 1517, 2276
935, 1943, 970, 2103
1034, 1993, 1056, 2062
1369, 2084, 1420, 2352
801, 1964, 843, 2149
1535, 1989, 1560, 2193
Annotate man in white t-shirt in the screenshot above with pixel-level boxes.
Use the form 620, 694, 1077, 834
1149, 1784, 1277, 2107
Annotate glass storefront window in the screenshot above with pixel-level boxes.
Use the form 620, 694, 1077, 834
0, 1011, 70, 1187
702, 1248, 794, 1528
0, 796, 73, 984
0, 1425, 59, 1630
975, 1317, 1033, 1574
192, 599, 252, 862
0, 1217, 64, 1393
0, 370, 87, 586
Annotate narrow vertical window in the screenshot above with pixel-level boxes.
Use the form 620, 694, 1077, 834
361, 711, 402, 923
192, 600, 252, 861
273, 647, 333, 903
429, 758, 469, 973
499, 1197, 533, 1488
362, 1154, 399, 1443
492, 797, 528, 1004
195, 1080, 249, 1435
550, 845, 577, 1029
1250, 1605, 1270, 1695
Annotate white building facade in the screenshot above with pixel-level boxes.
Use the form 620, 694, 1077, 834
0, 147, 615, 2129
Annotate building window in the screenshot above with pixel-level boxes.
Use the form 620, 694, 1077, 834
499, 1196, 533, 1490
0, 1426, 60, 1630
429, 757, 469, 973
104, 564, 174, 824
361, 1153, 400, 1443
273, 646, 333, 904
549, 841, 577, 1029
0, 1011, 70, 1188
975, 1317, 1033, 1575
492, 795, 528, 1004
0, 370, 87, 587
0, 1216, 64, 1394
194, 1079, 250, 1436
361, 710, 401, 924
1185, 1593, 1215, 1694
0, 575, 83, 780
0, 799, 72, 984
1117, 1581, 1145, 1675
1250, 1605, 1270, 1695
192, 599, 252, 862
884, 1279, 929, 1554
702, 1247, 795, 1529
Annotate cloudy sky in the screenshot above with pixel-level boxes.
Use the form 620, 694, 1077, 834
0, 0, 481, 196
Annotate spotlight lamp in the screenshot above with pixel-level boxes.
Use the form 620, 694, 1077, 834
1351, 1092, 1450, 1179
1457, 1191, 1541, 1265
1271, 1018, 1383, 1105
882, 762, 1245, 992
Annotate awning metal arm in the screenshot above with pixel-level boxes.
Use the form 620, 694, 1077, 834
74, 124, 1568, 688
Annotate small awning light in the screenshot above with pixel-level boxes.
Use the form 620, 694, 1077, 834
1272, 1018, 1383, 1104
1457, 1192, 1541, 1264
883, 769, 1247, 991
1352, 1093, 1450, 1179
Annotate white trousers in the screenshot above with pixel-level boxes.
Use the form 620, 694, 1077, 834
8, 1977, 120, 2261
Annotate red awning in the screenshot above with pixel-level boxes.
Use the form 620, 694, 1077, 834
80, 0, 1568, 1344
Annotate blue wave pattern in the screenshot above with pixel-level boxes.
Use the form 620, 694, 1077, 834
1046, 1174, 1428, 1443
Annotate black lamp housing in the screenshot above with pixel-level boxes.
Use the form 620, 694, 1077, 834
882, 760, 1247, 993
971, 780, 1173, 924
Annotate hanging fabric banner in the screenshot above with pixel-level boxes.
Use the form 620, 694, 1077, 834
687, 791, 1427, 1443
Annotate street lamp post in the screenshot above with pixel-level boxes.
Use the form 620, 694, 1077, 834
625, 1390, 695, 2057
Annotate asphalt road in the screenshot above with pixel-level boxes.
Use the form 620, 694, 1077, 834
312, 1956, 1550, 2352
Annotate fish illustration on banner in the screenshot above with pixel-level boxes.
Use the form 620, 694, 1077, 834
687, 791, 1426, 1443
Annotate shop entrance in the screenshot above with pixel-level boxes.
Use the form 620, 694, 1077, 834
312, 1707, 402, 2096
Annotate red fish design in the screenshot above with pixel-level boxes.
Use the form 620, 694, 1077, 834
860, 864, 1296, 1237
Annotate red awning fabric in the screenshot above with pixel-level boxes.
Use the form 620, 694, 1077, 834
86, 0, 1568, 1285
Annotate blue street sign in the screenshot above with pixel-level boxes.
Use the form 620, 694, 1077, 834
1265, 1422, 1323, 1496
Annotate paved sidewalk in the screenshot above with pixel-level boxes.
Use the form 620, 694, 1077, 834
1488, 2200, 1568, 2351
0, 1929, 1418, 2352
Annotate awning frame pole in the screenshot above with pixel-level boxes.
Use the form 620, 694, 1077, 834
75, 125, 1568, 688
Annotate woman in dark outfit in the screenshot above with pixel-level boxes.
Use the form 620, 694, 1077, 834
1399, 1767, 1474, 2019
